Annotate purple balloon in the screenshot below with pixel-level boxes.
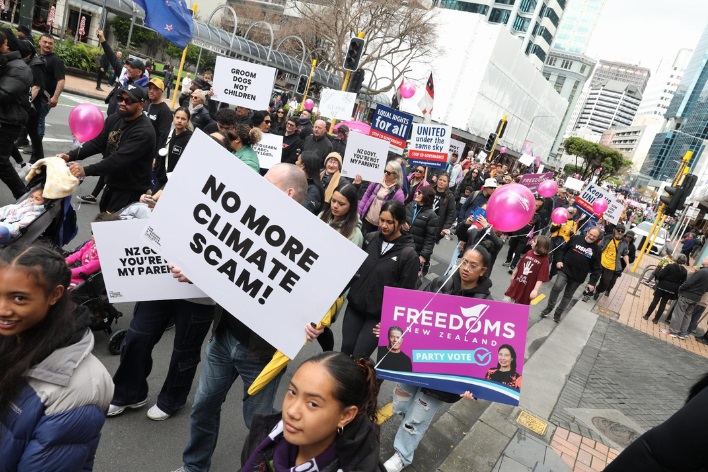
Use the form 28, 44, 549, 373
304, 98, 315, 110
551, 207, 570, 225
400, 82, 416, 99
537, 179, 558, 198
592, 198, 609, 214
69, 103, 104, 143
486, 183, 536, 232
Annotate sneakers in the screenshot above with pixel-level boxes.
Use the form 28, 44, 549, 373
502, 262, 511, 267
78, 194, 97, 204
553, 316, 560, 323
642, 315, 650, 320
384, 453, 405, 472
96, 87, 104, 91
107, 399, 147, 417
661, 329, 678, 338
677, 333, 688, 340
147, 404, 171, 421
582, 295, 590, 302
604, 291, 611, 297
539, 310, 550, 318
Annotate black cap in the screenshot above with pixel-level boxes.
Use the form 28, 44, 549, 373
121, 84, 147, 103
17, 25, 31, 36
126, 58, 146, 72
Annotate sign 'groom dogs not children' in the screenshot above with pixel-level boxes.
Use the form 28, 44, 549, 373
142, 131, 367, 359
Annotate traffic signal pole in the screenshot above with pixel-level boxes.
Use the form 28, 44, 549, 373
331, 31, 365, 132
487, 115, 507, 162
631, 151, 692, 273
300, 59, 318, 109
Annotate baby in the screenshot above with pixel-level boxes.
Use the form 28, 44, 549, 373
66, 212, 122, 287
0, 188, 46, 242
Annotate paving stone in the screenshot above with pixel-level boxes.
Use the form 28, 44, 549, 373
498, 455, 532, 472
503, 430, 549, 468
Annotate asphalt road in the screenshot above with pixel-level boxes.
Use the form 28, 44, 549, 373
2, 93, 550, 471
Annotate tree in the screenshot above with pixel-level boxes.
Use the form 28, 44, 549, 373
108, 16, 159, 51
164, 43, 215, 70
563, 137, 633, 185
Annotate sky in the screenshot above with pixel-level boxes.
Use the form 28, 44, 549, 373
586, 0, 708, 73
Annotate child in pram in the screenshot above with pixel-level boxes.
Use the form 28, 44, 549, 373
0, 188, 46, 242
66, 212, 121, 287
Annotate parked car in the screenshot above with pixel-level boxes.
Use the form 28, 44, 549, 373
631, 221, 668, 255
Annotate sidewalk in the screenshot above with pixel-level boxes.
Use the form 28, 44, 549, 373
65, 74, 109, 101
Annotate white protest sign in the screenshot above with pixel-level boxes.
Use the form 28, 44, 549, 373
449, 138, 465, 160
575, 183, 625, 224
92, 219, 207, 302
319, 88, 356, 120
212, 56, 276, 109
252, 133, 283, 169
341, 132, 389, 183
537, 164, 545, 173
518, 153, 534, 166
141, 131, 367, 359
564, 176, 584, 191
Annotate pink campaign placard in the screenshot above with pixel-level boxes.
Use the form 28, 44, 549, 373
377, 287, 529, 405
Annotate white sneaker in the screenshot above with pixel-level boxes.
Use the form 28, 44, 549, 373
147, 404, 171, 421
384, 453, 405, 472
107, 399, 147, 417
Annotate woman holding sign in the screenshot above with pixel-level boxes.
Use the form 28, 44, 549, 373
358, 161, 405, 235
383, 246, 491, 472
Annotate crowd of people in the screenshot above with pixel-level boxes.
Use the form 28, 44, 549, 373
2, 24, 708, 472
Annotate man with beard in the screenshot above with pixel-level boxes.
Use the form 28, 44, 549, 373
59, 85, 155, 213
96, 29, 149, 115
587, 225, 630, 301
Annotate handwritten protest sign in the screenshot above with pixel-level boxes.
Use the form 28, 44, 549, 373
449, 138, 465, 161
212, 56, 276, 109
376, 287, 529, 406
518, 172, 554, 192
319, 89, 356, 120
142, 131, 367, 359
369, 104, 413, 155
253, 133, 283, 169
408, 123, 451, 169
341, 132, 389, 183
573, 183, 625, 224
92, 219, 206, 302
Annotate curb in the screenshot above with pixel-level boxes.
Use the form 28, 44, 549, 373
65, 87, 107, 102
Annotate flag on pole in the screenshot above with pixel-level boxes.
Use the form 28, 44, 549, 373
418, 73, 434, 123
133, 0, 194, 49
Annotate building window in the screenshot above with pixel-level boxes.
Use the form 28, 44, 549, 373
519, 0, 537, 13
554, 75, 566, 93
579, 64, 587, 74
546, 56, 557, 67
533, 45, 547, 63
539, 27, 554, 45
531, 21, 540, 37
556, 0, 566, 9
495, 0, 515, 4
512, 15, 531, 32
545, 7, 560, 27
560, 59, 572, 69
434, 0, 490, 13
489, 7, 511, 24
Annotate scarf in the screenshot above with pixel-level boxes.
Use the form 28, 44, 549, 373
242, 420, 340, 472
189, 103, 204, 114
320, 170, 341, 203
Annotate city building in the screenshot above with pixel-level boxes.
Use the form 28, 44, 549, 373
600, 121, 662, 171
641, 25, 708, 183
431, 0, 567, 70
587, 60, 651, 94
635, 48, 692, 125
551, 0, 605, 55
573, 79, 643, 134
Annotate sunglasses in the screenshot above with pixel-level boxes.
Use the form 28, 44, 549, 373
415, 169, 424, 173
615, 229, 625, 234
384, 170, 396, 176
264, 120, 272, 124
116, 96, 137, 105
277, 111, 285, 114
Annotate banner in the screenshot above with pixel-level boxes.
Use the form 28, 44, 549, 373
518, 172, 554, 192
573, 183, 625, 225
408, 123, 452, 169
341, 132, 389, 183
252, 133, 283, 170
92, 219, 206, 302
141, 131, 367, 359
369, 104, 413, 155
449, 138, 465, 162
521, 140, 533, 155
377, 287, 529, 406
564, 176, 584, 192
319, 89, 356, 120
213, 56, 276, 110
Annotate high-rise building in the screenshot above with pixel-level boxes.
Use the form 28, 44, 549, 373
588, 60, 651, 94
641, 25, 708, 182
635, 49, 692, 123
573, 80, 643, 134
432, 0, 567, 70
551, 0, 605, 55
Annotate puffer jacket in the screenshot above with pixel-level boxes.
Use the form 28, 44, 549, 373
434, 189, 456, 239
0, 50, 33, 125
0, 328, 114, 470
655, 263, 687, 298
405, 202, 438, 262
357, 183, 405, 218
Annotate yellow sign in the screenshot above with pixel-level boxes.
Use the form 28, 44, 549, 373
516, 410, 548, 435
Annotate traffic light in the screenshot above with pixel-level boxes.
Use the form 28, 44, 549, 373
497, 118, 508, 138
660, 185, 684, 216
343, 37, 365, 71
347, 69, 365, 94
484, 133, 497, 152
296, 75, 308, 95
677, 174, 698, 211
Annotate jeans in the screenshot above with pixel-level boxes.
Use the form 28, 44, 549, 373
669, 296, 697, 335
391, 383, 444, 466
38, 101, 50, 138
340, 305, 379, 359
111, 300, 215, 415
0, 123, 28, 198
182, 326, 283, 472
542, 271, 582, 319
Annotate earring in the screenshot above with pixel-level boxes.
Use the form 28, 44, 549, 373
337, 426, 343, 435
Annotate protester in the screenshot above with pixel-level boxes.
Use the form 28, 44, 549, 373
432, 174, 456, 243
681, 233, 699, 263
644, 254, 688, 324
405, 165, 429, 204
383, 246, 489, 472
251, 110, 272, 133
9, 38, 44, 168
271, 107, 287, 135
281, 117, 303, 164
332, 123, 348, 156
456, 178, 497, 243
404, 186, 439, 276
586, 225, 630, 301
298, 109, 313, 138
227, 124, 261, 172
154, 107, 193, 192
188, 89, 214, 131
96, 29, 147, 115
504, 235, 551, 305
549, 206, 577, 277
0, 245, 114, 470
240, 352, 383, 471
297, 151, 325, 214
342, 200, 419, 359
301, 119, 333, 161
358, 161, 406, 234
65, 213, 122, 287
663, 257, 708, 339
37, 34, 65, 148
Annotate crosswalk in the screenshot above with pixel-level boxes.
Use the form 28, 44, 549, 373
60, 92, 108, 110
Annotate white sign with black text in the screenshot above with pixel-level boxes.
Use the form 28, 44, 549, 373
253, 133, 283, 169
212, 56, 276, 110
319, 89, 357, 120
341, 132, 389, 183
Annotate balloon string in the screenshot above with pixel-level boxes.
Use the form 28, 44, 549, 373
375, 225, 493, 370
547, 214, 597, 255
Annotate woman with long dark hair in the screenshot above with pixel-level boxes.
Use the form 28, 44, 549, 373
404, 186, 439, 275
484, 344, 522, 390
271, 107, 287, 135
251, 110, 272, 134
433, 174, 457, 242
153, 106, 192, 193
297, 150, 325, 214
0, 245, 113, 470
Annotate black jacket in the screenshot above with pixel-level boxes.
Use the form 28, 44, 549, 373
303, 178, 324, 215
0, 51, 32, 125
28, 55, 46, 108
241, 412, 385, 472
281, 132, 303, 164
190, 106, 214, 131
557, 234, 602, 285
679, 267, 708, 301
348, 232, 419, 317
433, 189, 456, 238
67, 113, 156, 192
655, 263, 688, 298
405, 203, 438, 261
155, 130, 192, 190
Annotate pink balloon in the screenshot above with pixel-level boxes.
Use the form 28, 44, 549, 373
486, 183, 536, 232
400, 82, 416, 99
69, 103, 104, 143
537, 179, 558, 198
499, 147, 507, 154
592, 198, 609, 214
551, 207, 570, 225
304, 98, 315, 110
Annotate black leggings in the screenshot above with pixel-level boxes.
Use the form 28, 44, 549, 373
645, 290, 674, 321
340, 305, 379, 359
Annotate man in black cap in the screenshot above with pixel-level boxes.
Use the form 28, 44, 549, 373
584, 224, 630, 301
59, 85, 156, 213
96, 28, 149, 115
332, 123, 348, 156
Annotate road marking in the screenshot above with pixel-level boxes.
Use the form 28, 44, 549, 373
61, 93, 108, 108
43, 137, 74, 143
376, 402, 393, 425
